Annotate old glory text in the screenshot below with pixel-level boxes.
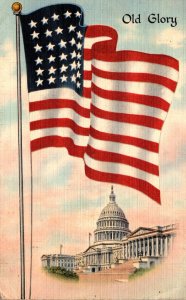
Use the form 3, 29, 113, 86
122, 14, 177, 27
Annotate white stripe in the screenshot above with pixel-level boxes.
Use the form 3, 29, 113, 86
91, 75, 174, 104
30, 127, 89, 146
89, 137, 159, 165
92, 60, 179, 82
92, 93, 167, 120
30, 108, 90, 128
90, 114, 160, 143
29, 88, 91, 107
84, 36, 112, 49
84, 153, 159, 189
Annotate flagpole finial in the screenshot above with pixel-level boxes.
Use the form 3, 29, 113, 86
12, 2, 22, 15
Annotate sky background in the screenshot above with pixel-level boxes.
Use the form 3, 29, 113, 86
0, 0, 186, 299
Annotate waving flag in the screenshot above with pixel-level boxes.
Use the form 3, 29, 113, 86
20, 4, 179, 203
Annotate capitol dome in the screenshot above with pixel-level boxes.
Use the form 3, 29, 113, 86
94, 186, 130, 246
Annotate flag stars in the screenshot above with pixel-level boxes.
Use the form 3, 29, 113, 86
35, 77, 43, 86
31, 31, 39, 39
58, 39, 67, 49
48, 66, 56, 74
64, 10, 72, 18
77, 61, 81, 69
60, 74, 67, 82
71, 74, 76, 83
29, 20, 37, 28
41, 17, 48, 25
48, 55, 56, 63
48, 76, 56, 84
68, 24, 76, 32
55, 27, 63, 35
70, 50, 77, 59
46, 42, 55, 51
36, 67, 44, 76
35, 57, 43, 65
69, 37, 76, 46
45, 29, 52, 37
76, 70, 81, 78
60, 64, 68, 73
70, 61, 77, 70
51, 13, 59, 21
59, 53, 67, 61
76, 42, 82, 50
76, 81, 81, 88
75, 11, 81, 17
77, 31, 83, 39
34, 43, 42, 52
77, 52, 82, 60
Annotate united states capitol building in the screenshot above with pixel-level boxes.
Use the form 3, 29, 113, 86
41, 186, 177, 272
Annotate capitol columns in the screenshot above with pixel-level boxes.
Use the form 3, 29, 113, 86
147, 237, 150, 256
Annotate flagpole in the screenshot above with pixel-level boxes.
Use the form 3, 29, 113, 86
12, 3, 25, 300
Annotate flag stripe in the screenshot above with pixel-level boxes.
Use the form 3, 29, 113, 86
91, 84, 170, 111
90, 127, 159, 153
88, 137, 159, 165
91, 104, 163, 130
86, 145, 159, 175
91, 66, 177, 92
30, 119, 89, 136
31, 136, 86, 157
84, 153, 159, 189
29, 99, 90, 118
85, 165, 161, 204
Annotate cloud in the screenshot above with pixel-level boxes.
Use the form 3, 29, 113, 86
156, 28, 186, 49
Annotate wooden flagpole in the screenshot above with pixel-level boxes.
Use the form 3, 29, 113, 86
11, 3, 25, 299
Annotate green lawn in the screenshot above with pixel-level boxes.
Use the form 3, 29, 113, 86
44, 266, 79, 280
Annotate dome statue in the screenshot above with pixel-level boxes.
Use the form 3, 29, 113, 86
94, 186, 130, 247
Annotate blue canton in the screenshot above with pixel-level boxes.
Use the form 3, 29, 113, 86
20, 4, 86, 95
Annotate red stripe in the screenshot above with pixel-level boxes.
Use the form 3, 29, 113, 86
92, 83, 170, 111
90, 127, 159, 152
83, 87, 91, 98
31, 136, 85, 157
85, 25, 118, 40
92, 66, 177, 92
85, 165, 161, 204
29, 99, 90, 118
30, 118, 90, 136
86, 145, 159, 175
91, 104, 163, 130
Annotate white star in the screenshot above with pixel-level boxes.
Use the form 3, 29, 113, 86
76, 81, 81, 88
68, 25, 76, 32
46, 42, 55, 51
45, 29, 52, 37
55, 27, 63, 35
31, 31, 39, 39
71, 74, 76, 82
58, 39, 67, 49
60, 74, 67, 82
35, 57, 43, 65
35, 77, 43, 86
76, 42, 82, 50
48, 55, 56, 63
77, 52, 82, 60
36, 67, 44, 76
69, 37, 76, 46
48, 76, 56, 84
48, 66, 56, 74
64, 10, 72, 18
34, 43, 42, 52
70, 50, 77, 59
28, 20, 37, 28
76, 70, 81, 78
59, 53, 67, 61
70, 61, 77, 70
75, 11, 81, 17
77, 31, 83, 39
60, 64, 68, 73
77, 61, 81, 69
41, 17, 48, 25
51, 13, 59, 21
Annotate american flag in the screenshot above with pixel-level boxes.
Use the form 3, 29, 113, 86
20, 4, 179, 204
